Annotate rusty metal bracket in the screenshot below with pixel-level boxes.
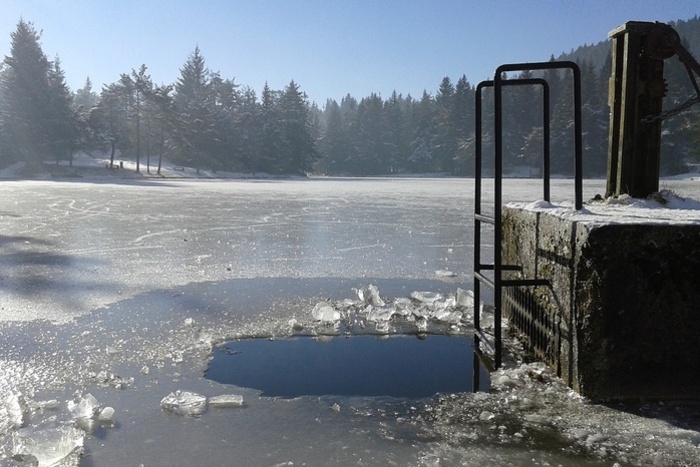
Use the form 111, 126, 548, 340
642, 22, 700, 123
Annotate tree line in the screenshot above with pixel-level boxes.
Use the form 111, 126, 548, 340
0, 20, 317, 176
1, 19, 699, 178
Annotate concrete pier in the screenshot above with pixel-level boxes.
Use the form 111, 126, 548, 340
501, 200, 700, 400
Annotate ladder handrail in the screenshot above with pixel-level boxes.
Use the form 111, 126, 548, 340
474, 61, 583, 371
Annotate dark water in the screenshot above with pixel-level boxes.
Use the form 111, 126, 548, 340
205, 334, 490, 398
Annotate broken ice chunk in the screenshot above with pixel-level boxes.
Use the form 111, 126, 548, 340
97, 407, 115, 423
455, 288, 475, 309
160, 390, 207, 416
366, 305, 395, 322
410, 291, 443, 304
287, 318, 303, 331
68, 394, 99, 420
28, 400, 59, 411
311, 302, 340, 322
4, 394, 24, 429
393, 297, 413, 317
12, 426, 84, 466
355, 284, 385, 306
435, 269, 456, 278
432, 308, 463, 324
374, 321, 391, 333
209, 394, 244, 408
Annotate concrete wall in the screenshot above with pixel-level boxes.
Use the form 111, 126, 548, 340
502, 205, 700, 400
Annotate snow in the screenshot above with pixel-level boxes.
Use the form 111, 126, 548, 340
512, 189, 700, 225
0, 151, 302, 181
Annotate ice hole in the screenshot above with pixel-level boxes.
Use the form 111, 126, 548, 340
205, 335, 490, 398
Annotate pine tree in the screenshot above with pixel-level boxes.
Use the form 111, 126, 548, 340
46, 56, 78, 164
72, 76, 100, 154
278, 80, 317, 174
434, 77, 457, 173
317, 99, 353, 174
502, 70, 539, 173
1, 20, 56, 166
131, 64, 154, 173
453, 75, 475, 174
73, 77, 99, 112
382, 91, 405, 173
408, 91, 436, 173
578, 59, 607, 176
174, 47, 216, 173
92, 79, 134, 168
234, 85, 260, 172
353, 93, 385, 174
257, 82, 283, 173
209, 73, 240, 171
149, 84, 175, 175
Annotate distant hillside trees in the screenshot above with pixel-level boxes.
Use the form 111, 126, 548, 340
1, 16, 700, 178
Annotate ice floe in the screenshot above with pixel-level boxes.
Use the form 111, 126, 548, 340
160, 391, 244, 416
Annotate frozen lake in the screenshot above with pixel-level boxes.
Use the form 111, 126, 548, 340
1, 177, 699, 466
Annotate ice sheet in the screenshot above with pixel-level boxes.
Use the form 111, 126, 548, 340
0, 178, 698, 466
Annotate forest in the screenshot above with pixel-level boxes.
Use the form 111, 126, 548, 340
1, 17, 699, 178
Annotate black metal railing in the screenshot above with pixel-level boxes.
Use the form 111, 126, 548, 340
473, 61, 582, 374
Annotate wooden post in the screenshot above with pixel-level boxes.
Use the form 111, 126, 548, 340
606, 22, 667, 198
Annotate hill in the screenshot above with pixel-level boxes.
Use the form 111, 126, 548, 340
557, 15, 700, 71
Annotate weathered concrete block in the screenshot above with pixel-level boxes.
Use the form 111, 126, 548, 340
502, 203, 700, 400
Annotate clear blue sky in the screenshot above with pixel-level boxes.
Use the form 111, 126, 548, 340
2, 1, 698, 105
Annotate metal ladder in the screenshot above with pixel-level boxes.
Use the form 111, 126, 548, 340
473, 61, 583, 372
